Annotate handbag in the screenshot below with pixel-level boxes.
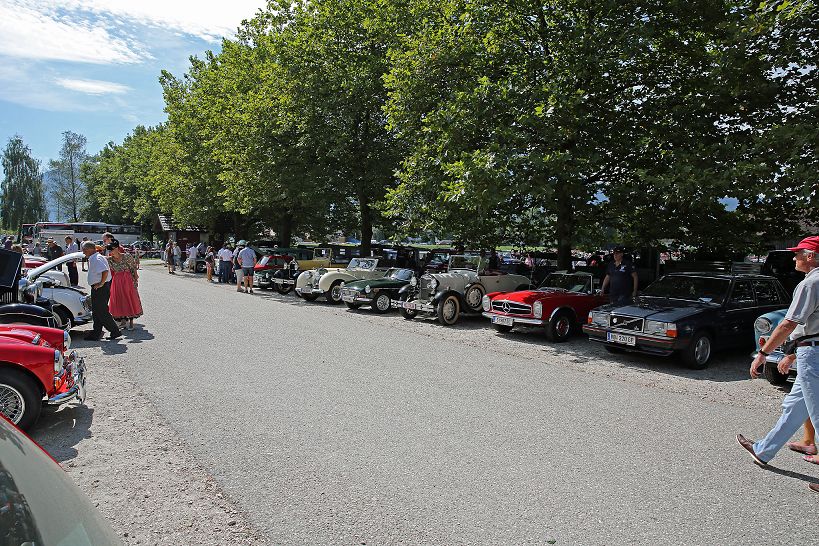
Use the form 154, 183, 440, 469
783, 333, 819, 355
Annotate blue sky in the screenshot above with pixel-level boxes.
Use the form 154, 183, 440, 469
0, 0, 266, 166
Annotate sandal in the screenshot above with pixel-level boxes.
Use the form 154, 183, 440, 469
802, 455, 819, 465
787, 442, 818, 456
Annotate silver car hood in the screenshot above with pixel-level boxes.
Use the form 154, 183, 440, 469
27, 252, 84, 280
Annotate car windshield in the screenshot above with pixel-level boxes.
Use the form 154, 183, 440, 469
538, 274, 591, 293
641, 276, 731, 304
348, 258, 377, 270
390, 269, 414, 281
449, 255, 482, 271
259, 256, 286, 267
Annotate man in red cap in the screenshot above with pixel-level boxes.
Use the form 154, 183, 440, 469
737, 235, 819, 492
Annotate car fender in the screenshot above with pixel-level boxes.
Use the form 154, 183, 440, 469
0, 346, 54, 395
549, 305, 578, 323
318, 272, 354, 292
0, 303, 57, 328
433, 289, 465, 309
295, 270, 313, 291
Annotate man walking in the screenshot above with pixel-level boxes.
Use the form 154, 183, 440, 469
64, 235, 79, 286
237, 242, 257, 294
600, 246, 638, 305
217, 243, 233, 283
737, 236, 819, 492
187, 243, 198, 272
46, 238, 64, 270
81, 240, 122, 341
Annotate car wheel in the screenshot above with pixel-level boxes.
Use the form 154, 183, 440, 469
436, 295, 460, 326
400, 305, 417, 320
325, 281, 343, 304
464, 285, 485, 312
373, 292, 391, 313
0, 368, 42, 430
493, 323, 513, 333
276, 283, 293, 295
763, 360, 790, 387
545, 311, 573, 343
54, 306, 73, 330
345, 302, 362, 310
302, 293, 319, 302
680, 331, 713, 369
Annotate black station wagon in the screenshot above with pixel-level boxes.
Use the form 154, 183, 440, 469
582, 272, 791, 368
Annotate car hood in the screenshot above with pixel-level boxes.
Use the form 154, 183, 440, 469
27, 252, 84, 280
344, 277, 407, 290
600, 297, 714, 322
493, 289, 590, 305
0, 328, 43, 346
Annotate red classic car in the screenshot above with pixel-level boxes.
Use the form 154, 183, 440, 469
482, 271, 607, 341
253, 253, 294, 289
0, 324, 86, 430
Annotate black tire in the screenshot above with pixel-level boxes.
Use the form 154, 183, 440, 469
325, 281, 344, 304
764, 360, 790, 387
493, 323, 513, 333
679, 331, 713, 369
302, 293, 319, 302
436, 295, 460, 326
53, 306, 73, 330
275, 282, 293, 295
372, 292, 391, 314
464, 285, 485, 313
604, 345, 625, 354
345, 302, 362, 310
400, 306, 417, 320
545, 311, 574, 343
0, 367, 42, 430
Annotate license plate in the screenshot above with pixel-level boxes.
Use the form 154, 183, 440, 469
492, 316, 514, 327
273, 279, 283, 284
342, 295, 354, 302
607, 332, 636, 346
402, 301, 416, 310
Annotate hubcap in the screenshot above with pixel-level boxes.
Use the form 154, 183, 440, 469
466, 288, 482, 308
0, 384, 25, 424
556, 317, 571, 337
376, 294, 390, 311
331, 286, 342, 300
444, 300, 457, 321
695, 337, 711, 364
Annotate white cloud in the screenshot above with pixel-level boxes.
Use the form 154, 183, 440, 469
56, 77, 130, 94
0, 2, 145, 64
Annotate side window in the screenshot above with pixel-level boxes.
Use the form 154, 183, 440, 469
728, 280, 755, 308
752, 281, 780, 306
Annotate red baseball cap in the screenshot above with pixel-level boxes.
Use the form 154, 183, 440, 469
787, 236, 819, 253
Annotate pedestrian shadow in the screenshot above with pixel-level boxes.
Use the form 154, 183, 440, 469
124, 326, 155, 344
29, 405, 94, 463
762, 464, 819, 485
100, 341, 128, 355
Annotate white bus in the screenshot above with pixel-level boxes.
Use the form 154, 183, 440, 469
33, 222, 143, 245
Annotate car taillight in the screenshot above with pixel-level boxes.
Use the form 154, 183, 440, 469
759, 337, 767, 348
587, 316, 593, 324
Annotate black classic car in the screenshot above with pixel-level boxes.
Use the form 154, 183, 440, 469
0, 248, 59, 327
582, 272, 791, 368
341, 268, 415, 312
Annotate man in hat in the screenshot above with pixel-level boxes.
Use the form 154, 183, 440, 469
81, 240, 122, 341
737, 236, 819, 492
600, 246, 638, 305
46, 238, 64, 270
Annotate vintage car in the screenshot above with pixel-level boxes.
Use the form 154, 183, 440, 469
296, 257, 389, 303
341, 268, 415, 312
481, 271, 607, 341
753, 309, 793, 386
23, 252, 91, 329
0, 248, 59, 328
396, 255, 531, 326
272, 247, 339, 295
0, 324, 86, 430
253, 253, 294, 289
583, 272, 791, 368
0, 414, 121, 543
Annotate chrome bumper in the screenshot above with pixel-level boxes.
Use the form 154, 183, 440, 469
296, 286, 320, 295
481, 312, 545, 325
47, 351, 87, 405
273, 278, 295, 285
393, 300, 435, 313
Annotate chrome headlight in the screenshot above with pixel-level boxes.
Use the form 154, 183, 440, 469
754, 317, 773, 334
533, 301, 543, 319
64, 330, 71, 350
54, 350, 64, 373
482, 295, 490, 311
644, 320, 677, 337
410, 276, 418, 287
365, 285, 372, 294
589, 310, 610, 327
429, 277, 439, 290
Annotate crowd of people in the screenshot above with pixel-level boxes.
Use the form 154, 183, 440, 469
163, 239, 257, 293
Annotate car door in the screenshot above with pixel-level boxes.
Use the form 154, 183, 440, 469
752, 278, 789, 316
722, 280, 757, 348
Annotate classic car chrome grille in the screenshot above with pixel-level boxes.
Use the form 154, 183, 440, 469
609, 314, 644, 332
491, 300, 532, 316
341, 288, 361, 298
418, 277, 434, 302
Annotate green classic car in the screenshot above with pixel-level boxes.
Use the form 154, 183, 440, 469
341, 268, 415, 312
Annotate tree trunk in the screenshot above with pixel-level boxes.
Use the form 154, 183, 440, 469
555, 180, 573, 270
358, 194, 372, 256
279, 212, 293, 248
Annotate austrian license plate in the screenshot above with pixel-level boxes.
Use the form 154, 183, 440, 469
492, 316, 514, 327
402, 301, 416, 310
607, 332, 636, 346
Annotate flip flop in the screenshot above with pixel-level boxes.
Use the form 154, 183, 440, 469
802, 455, 819, 465
787, 442, 818, 456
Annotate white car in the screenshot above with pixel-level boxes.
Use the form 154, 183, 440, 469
24, 252, 92, 329
295, 257, 390, 303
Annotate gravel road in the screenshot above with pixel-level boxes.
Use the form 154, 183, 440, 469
32, 263, 818, 544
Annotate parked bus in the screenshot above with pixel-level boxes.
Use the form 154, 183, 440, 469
33, 222, 142, 245
19, 224, 34, 244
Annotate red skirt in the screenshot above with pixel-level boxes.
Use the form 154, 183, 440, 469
109, 270, 143, 319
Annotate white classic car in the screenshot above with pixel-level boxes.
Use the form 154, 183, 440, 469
295, 257, 390, 304
23, 252, 92, 329
396, 255, 531, 325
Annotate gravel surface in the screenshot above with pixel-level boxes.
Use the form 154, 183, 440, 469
30, 263, 818, 544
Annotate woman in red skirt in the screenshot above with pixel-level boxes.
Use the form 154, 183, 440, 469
108, 243, 143, 330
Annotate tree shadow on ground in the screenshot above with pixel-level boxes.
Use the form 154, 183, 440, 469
29, 405, 94, 463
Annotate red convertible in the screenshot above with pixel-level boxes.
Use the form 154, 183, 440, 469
0, 324, 86, 430
482, 271, 607, 341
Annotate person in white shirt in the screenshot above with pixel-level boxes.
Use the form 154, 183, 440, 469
217, 244, 233, 283
237, 243, 257, 294
82, 241, 122, 341
187, 244, 198, 272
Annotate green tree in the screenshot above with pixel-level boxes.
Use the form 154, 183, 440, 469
0, 136, 46, 230
49, 130, 88, 222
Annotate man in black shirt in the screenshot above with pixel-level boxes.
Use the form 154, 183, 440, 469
601, 246, 638, 305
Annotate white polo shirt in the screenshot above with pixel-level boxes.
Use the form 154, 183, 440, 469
218, 248, 233, 261
86, 252, 111, 286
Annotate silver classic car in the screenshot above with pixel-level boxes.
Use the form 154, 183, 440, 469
396, 255, 531, 325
